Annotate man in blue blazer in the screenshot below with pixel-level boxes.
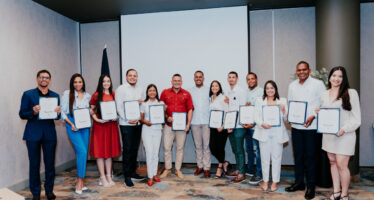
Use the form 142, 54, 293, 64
19, 70, 60, 200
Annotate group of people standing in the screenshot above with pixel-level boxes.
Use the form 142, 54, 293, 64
19, 61, 360, 200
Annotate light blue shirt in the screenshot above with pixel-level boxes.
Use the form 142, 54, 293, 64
247, 86, 263, 106
61, 90, 91, 122
189, 85, 210, 125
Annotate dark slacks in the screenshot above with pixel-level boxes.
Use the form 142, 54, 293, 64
209, 128, 228, 163
120, 125, 142, 178
291, 128, 318, 188
26, 140, 56, 195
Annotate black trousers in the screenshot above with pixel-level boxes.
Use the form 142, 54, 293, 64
120, 125, 142, 178
26, 139, 56, 195
209, 128, 228, 163
291, 128, 318, 188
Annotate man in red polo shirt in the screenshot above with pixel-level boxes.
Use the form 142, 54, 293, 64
159, 74, 194, 179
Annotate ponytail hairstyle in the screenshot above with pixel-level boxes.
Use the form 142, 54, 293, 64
328, 66, 351, 111
69, 73, 86, 114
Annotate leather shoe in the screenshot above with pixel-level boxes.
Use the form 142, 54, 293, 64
175, 170, 184, 179
305, 188, 315, 199
194, 168, 203, 176
32, 194, 40, 200
124, 177, 134, 188
285, 183, 305, 192
204, 170, 211, 178
46, 191, 56, 200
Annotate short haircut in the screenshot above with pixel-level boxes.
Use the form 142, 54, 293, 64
194, 70, 204, 76
36, 69, 51, 78
228, 71, 238, 78
247, 72, 257, 79
126, 68, 137, 76
296, 61, 310, 69
172, 73, 182, 78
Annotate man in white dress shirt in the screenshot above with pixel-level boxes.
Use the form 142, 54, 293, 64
285, 61, 326, 200
115, 69, 145, 187
189, 71, 211, 178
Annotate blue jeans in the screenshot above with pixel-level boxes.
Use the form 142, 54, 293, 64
245, 128, 262, 177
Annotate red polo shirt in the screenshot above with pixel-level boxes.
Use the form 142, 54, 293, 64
160, 88, 194, 126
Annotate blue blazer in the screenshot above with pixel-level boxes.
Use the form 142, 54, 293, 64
19, 88, 60, 141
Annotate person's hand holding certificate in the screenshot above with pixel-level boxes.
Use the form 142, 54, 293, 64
124, 100, 141, 121
239, 105, 255, 125
100, 101, 117, 121
287, 100, 307, 124
39, 97, 58, 119
224, 111, 238, 129
317, 108, 340, 134
209, 110, 224, 128
73, 108, 92, 129
262, 105, 281, 127
149, 104, 165, 124
172, 112, 187, 131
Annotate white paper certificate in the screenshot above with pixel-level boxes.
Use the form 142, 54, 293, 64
39, 97, 58, 120
317, 108, 340, 134
224, 111, 238, 129
239, 106, 255, 125
100, 101, 117, 121
209, 110, 224, 128
124, 100, 141, 120
288, 100, 308, 124
149, 104, 165, 124
262, 105, 281, 127
73, 108, 92, 129
172, 112, 187, 131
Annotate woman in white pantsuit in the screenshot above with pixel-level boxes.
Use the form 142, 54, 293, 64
253, 80, 289, 192
140, 84, 164, 187
317, 67, 361, 200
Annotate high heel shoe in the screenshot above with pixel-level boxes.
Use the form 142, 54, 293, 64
106, 174, 115, 186
223, 161, 230, 173
214, 166, 224, 179
330, 191, 341, 200
153, 176, 161, 182
147, 179, 154, 186
98, 176, 110, 187
261, 182, 269, 191
270, 183, 278, 192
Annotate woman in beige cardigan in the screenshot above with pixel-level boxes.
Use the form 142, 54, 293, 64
253, 80, 289, 192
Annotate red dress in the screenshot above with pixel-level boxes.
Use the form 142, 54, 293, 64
89, 92, 121, 158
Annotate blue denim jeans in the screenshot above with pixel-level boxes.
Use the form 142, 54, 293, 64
245, 128, 262, 177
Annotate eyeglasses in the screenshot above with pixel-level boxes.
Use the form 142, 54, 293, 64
38, 76, 50, 80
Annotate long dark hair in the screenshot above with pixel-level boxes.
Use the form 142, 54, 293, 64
263, 80, 280, 100
209, 80, 223, 97
69, 73, 86, 114
328, 66, 351, 111
95, 74, 114, 116
144, 84, 159, 102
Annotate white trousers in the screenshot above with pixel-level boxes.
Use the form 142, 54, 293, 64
142, 127, 162, 178
259, 136, 283, 182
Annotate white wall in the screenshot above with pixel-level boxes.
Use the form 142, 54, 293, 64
0, 0, 79, 189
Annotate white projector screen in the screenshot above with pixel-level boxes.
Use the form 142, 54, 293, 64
120, 6, 248, 93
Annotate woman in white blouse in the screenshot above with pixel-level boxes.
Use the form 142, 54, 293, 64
253, 80, 289, 192
140, 84, 164, 186
61, 73, 91, 194
317, 67, 361, 200
208, 80, 230, 178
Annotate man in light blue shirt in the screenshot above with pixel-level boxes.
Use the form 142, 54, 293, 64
243, 72, 263, 185
189, 71, 211, 178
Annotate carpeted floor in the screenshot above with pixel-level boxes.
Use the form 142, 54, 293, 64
18, 162, 374, 200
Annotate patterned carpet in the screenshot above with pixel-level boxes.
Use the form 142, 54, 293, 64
18, 162, 374, 200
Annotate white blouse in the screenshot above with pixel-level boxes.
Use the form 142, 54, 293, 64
140, 99, 164, 130
209, 94, 229, 112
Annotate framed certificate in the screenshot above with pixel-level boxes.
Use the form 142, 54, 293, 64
262, 105, 281, 127
73, 108, 92, 129
223, 111, 238, 129
100, 101, 117, 121
123, 100, 141, 121
149, 104, 165, 124
172, 112, 187, 131
287, 100, 308, 125
209, 110, 224, 128
317, 108, 340, 134
38, 97, 58, 120
239, 105, 255, 125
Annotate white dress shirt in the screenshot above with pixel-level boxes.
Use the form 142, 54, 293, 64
115, 82, 144, 126
227, 84, 247, 128
288, 77, 326, 130
190, 85, 210, 125
61, 90, 91, 122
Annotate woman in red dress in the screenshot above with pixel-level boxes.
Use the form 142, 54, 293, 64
89, 74, 121, 187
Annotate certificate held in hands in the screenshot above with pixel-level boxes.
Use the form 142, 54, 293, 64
224, 111, 238, 129
172, 112, 187, 131
317, 108, 340, 134
287, 100, 308, 125
239, 105, 255, 125
209, 110, 224, 128
100, 101, 117, 121
124, 100, 141, 121
73, 108, 92, 129
262, 105, 281, 127
39, 97, 58, 120
149, 104, 165, 124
